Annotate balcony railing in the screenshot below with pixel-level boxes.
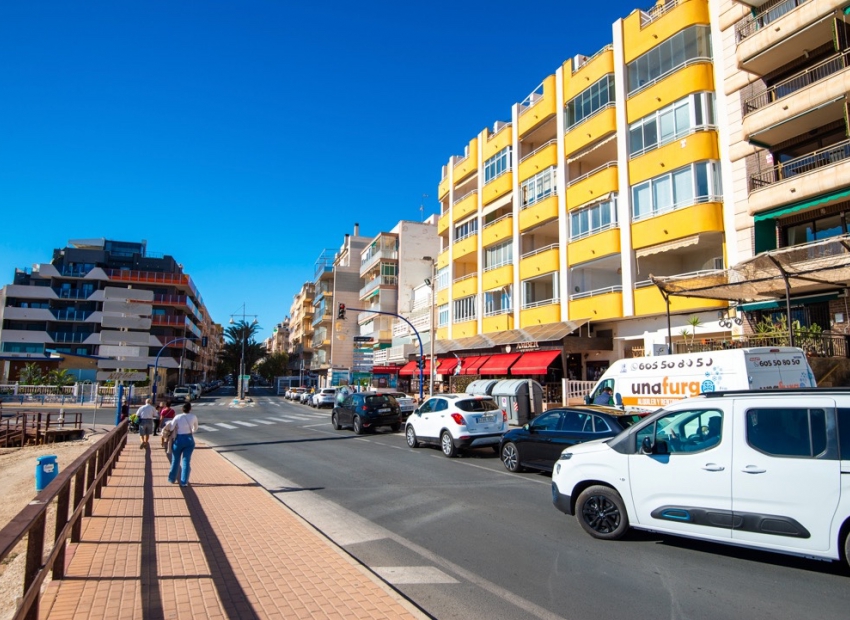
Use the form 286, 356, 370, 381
570, 285, 623, 301
750, 139, 850, 192
520, 139, 558, 164
522, 297, 558, 310
484, 306, 513, 317
483, 213, 512, 229
521, 243, 559, 260
673, 332, 848, 358
359, 274, 398, 299
566, 161, 617, 188
52, 288, 91, 300
735, 0, 810, 43
744, 51, 850, 116
572, 45, 613, 73
151, 315, 188, 327
48, 332, 91, 343
51, 309, 91, 321
640, 0, 681, 28
360, 247, 399, 275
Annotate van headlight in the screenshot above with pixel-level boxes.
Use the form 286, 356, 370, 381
559, 452, 573, 461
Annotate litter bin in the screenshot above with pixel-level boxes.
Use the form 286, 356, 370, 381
465, 379, 499, 396
491, 379, 544, 426
35, 455, 59, 491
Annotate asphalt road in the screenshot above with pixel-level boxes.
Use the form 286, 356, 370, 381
21, 387, 850, 619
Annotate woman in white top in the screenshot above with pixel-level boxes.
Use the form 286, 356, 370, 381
165, 402, 198, 486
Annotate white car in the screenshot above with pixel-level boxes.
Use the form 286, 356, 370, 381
405, 394, 507, 457
172, 386, 192, 402
552, 388, 850, 569
312, 388, 337, 408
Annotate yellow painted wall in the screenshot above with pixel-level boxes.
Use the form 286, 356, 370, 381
568, 228, 621, 266
631, 202, 723, 249
519, 195, 559, 232
453, 276, 478, 299
453, 191, 478, 223
438, 211, 450, 236
628, 130, 719, 185
520, 304, 561, 327
634, 286, 727, 316
437, 249, 449, 269
437, 288, 449, 306
564, 49, 615, 101
622, 0, 710, 64
438, 176, 449, 200
482, 172, 512, 206
483, 314, 514, 334
518, 75, 557, 138
566, 165, 618, 209
452, 137, 479, 183
482, 264, 514, 291
482, 125, 513, 160
627, 62, 714, 123
519, 246, 559, 280
452, 319, 478, 338
453, 233, 478, 260
519, 142, 557, 183
569, 292, 623, 320
482, 216, 513, 246
564, 106, 617, 157
437, 327, 449, 341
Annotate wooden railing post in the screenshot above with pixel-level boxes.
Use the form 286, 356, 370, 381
52, 481, 71, 580
23, 512, 45, 620
71, 469, 85, 542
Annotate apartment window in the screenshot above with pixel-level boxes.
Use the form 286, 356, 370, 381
631, 161, 722, 221
2, 343, 44, 353
484, 146, 512, 184
484, 286, 512, 316
522, 274, 559, 309
566, 74, 615, 129
629, 92, 715, 157
570, 197, 618, 240
454, 218, 478, 241
435, 266, 450, 291
627, 25, 712, 95
437, 304, 449, 327
484, 240, 513, 271
520, 167, 556, 208
380, 263, 397, 276
453, 295, 477, 322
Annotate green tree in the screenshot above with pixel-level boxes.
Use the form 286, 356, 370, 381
46, 368, 76, 387
256, 352, 289, 382
18, 362, 43, 385
223, 320, 267, 377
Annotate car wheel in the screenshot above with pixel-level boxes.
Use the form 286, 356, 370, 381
390, 422, 401, 433
440, 431, 457, 458
844, 528, 850, 571
331, 413, 341, 430
406, 425, 419, 448
353, 416, 364, 435
501, 442, 523, 473
576, 485, 629, 540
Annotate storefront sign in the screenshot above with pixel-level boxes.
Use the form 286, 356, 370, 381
515, 341, 540, 352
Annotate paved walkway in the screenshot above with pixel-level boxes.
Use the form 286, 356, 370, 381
39, 438, 427, 619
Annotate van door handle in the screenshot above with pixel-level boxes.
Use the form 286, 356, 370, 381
742, 465, 766, 474
701, 463, 725, 472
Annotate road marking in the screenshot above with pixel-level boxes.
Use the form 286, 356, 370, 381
372, 566, 458, 585
214, 423, 237, 429
197, 425, 219, 432
265, 417, 290, 423
232, 421, 257, 427
253, 419, 275, 425
283, 415, 311, 421
271, 401, 281, 407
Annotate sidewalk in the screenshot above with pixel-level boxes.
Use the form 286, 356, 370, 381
38, 437, 427, 620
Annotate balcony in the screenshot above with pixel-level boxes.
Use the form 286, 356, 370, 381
748, 139, 850, 214
567, 46, 614, 95
483, 214, 513, 246
483, 312, 514, 334
566, 163, 618, 210
152, 315, 191, 328
520, 299, 561, 327
736, 0, 838, 76
452, 138, 479, 183
438, 175, 449, 201
623, 0, 710, 63
360, 248, 398, 277
482, 263, 513, 291
519, 244, 559, 280
673, 331, 848, 358
105, 269, 197, 298
453, 232, 478, 260
518, 75, 556, 138
568, 227, 620, 266
482, 170, 512, 206
518, 140, 557, 183
629, 130, 719, 185
48, 331, 92, 344
742, 54, 850, 146
453, 190, 478, 223
483, 122, 513, 161
627, 62, 714, 123
631, 201, 724, 250
634, 279, 727, 316
438, 210, 450, 236
519, 194, 558, 232
52, 288, 91, 300
569, 287, 624, 320
564, 105, 617, 157
452, 273, 478, 299
359, 274, 398, 300
311, 309, 332, 327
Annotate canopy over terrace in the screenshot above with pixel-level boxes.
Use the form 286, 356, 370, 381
649, 235, 850, 348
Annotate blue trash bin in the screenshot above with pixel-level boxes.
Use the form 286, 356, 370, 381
35, 455, 59, 491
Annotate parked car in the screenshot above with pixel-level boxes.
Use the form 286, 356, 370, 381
299, 390, 313, 404
288, 387, 306, 401
405, 394, 507, 457
332, 392, 402, 434
499, 406, 644, 473
384, 391, 416, 421
312, 387, 337, 408
551, 388, 850, 569
186, 384, 203, 400
172, 386, 192, 402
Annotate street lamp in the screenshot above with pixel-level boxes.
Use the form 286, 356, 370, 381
423, 257, 437, 397
230, 303, 258, 401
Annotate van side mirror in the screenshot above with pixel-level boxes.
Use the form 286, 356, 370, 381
584, 395, 591, 405
641, 437, 654, 454
641, 436, 669, 455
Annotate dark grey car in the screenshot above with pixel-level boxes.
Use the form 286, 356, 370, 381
332, 392, 402, 434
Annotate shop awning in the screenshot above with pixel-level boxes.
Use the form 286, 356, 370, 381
398, 361, 422, 376
371, 365, 401, 373
460, 356, 490, 375
436, 357, 461, 375
509, 349, 561, 375
478, 353, 521, 375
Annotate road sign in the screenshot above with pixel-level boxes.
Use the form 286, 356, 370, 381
97, 359, 149, 370
99, 345, 143, 358
100, 330, 151, 346
96, 371, 147, 382
101, 315, 152, 330
103, 287, 154, 302
102, 300, 153, 315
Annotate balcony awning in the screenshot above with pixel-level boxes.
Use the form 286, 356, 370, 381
460, 356, 490, 375
478, 353, 521, 375
509, 349, 561, 375
635, 235, 700, 259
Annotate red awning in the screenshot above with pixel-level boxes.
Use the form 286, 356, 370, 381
436, 358, 461, 375
460, 356, 490, 375
398, 361, 420, 376
509, 349, 561, 375
478, 353, 521, 375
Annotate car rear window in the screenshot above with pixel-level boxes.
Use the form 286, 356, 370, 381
456, 399, 498, 413
365, 395, 396, 407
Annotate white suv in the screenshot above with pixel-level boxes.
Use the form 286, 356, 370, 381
405, 394, 507, 457
551, 388, 850, 568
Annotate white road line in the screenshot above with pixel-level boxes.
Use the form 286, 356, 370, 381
197, 425, 219, 432
271, 401, 281, 407
253, 419, 275, 425
215, 423, 237, 429
232, 421, 257, 427
265, 417, 290, 423
284, 415, 311, 421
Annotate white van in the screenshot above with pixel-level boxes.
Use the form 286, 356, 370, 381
586, 347, 816, 413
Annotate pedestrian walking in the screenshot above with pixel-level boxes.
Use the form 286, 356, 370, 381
152, 403, 161, 436
135, 398, 157, 449
158, 401, 176, 455
165, 402, 198, 487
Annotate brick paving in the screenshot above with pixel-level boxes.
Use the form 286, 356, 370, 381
39, 439, 426, 620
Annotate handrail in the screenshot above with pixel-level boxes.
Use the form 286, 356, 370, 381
735, 0, 811, 43
519, 139, 558, 164
572, 44, 614, 74
567, 161, 617, 187
522, 297, 559, 309
566, 100, 616, 132
628, 57, 712, 97
453, 189, 478, 206
521, 243, 559, 259
483, 213, 513, 229
639, 0, 681, 28
750, 139, 850, 191
0, 420, 129, 620
570, 285, 623, 300
629, 125, 716, 159
453, 273, 477, 284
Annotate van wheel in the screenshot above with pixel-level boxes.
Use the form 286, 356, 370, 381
576, 485, 629, 540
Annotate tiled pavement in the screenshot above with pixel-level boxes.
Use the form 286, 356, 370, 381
38, 438, 427, 620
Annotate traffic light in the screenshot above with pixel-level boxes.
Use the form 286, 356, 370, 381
338, 303, 346, 319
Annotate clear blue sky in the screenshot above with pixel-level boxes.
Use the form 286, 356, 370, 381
0, 0, 641, 340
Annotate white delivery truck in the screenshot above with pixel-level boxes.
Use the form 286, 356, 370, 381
586, 347, 817, 413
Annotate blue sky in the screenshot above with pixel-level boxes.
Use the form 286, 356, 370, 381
0, 0, 641, 340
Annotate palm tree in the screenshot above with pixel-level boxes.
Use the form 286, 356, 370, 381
18, 362, 43, 385
47, 368, 76, 387
224, 320, 266, 379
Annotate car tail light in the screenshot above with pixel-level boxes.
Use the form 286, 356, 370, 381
361, 405, 368, 412
502, 411, 507, 423
450, 413, 465, 425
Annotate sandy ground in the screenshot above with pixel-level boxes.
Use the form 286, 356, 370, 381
0, 428, 111, 620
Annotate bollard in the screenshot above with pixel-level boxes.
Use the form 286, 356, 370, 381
35, 455, 59, 491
